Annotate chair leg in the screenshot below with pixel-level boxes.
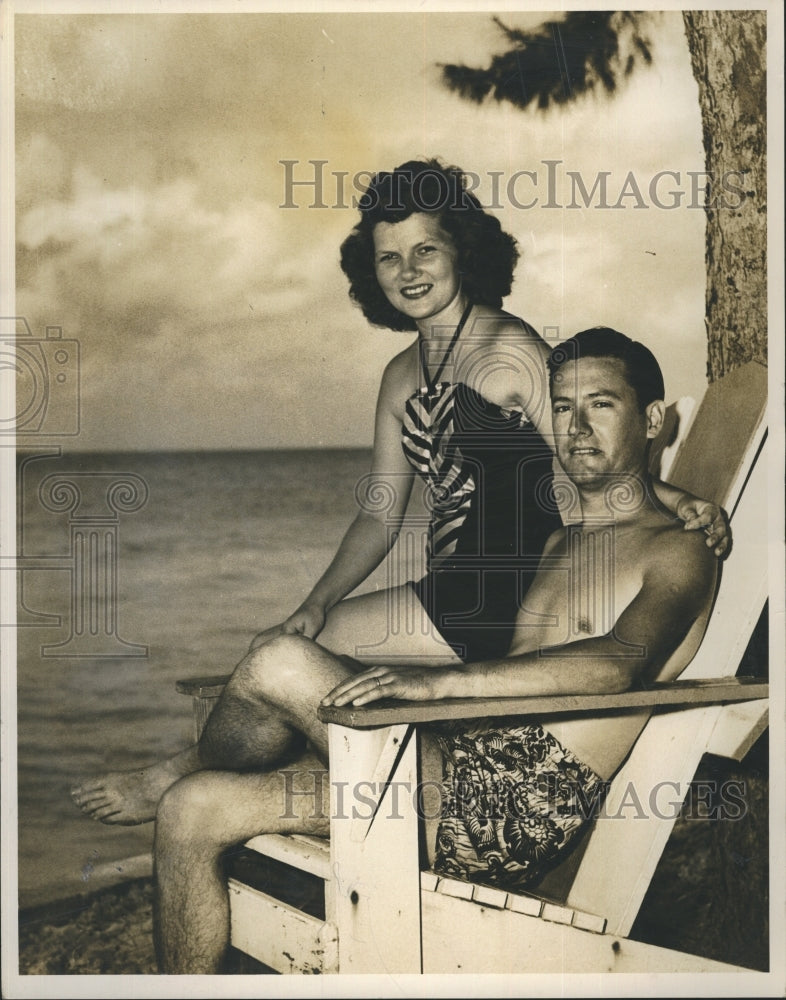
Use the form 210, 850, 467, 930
328, 723, 422, 973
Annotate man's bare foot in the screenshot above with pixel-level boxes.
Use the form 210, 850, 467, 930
71, 747, 201, 825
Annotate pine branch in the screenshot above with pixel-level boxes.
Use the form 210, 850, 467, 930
441, 11, 654, 111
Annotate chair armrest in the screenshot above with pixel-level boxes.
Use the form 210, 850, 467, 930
176, 674, 231, 698
176, 674, 232, 740
316, 676, 768, 729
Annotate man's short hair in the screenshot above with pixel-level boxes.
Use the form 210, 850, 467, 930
547, 327, 665, 411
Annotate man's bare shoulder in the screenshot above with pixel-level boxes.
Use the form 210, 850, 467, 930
638, 516, 718, 594
548, 513, 717, 599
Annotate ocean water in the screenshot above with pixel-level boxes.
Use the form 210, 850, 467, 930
15, 448, 417, 908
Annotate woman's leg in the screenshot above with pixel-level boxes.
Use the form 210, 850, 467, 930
316, 583, 464, 667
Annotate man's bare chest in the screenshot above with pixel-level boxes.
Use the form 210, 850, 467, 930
512, 526, 644, 653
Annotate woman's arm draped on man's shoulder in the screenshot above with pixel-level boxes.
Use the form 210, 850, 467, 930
650, 478, 730, 556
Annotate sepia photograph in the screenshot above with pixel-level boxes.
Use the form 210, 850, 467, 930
1, 1, 783, 996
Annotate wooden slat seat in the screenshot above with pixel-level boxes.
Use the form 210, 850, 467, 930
242, 833, 331, 882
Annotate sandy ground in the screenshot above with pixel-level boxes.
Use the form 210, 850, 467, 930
19, 879, 158, 976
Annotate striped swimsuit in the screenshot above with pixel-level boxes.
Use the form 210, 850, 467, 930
402, 308, 560, 662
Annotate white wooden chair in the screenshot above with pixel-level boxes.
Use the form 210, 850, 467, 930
177, 361, 769, 974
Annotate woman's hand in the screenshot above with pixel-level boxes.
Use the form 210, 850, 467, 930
321, 665, 453, 708
249, 603, 326, 651
676, 496, 731, 558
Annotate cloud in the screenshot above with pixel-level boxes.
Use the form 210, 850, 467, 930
17, 165, 334, 336
12, 10, 710, 449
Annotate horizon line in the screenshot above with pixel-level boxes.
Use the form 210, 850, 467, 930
12, 443, 374, 456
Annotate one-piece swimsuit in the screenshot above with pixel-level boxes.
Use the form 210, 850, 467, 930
402, 305, 561, 662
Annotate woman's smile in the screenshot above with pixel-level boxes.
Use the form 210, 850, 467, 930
400, 282, 433, 299
373, 213, 464, 328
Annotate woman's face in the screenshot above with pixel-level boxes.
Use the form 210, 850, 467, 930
372, 213, 462, 325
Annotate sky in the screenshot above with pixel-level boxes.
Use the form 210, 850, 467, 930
11, 4, 711, 451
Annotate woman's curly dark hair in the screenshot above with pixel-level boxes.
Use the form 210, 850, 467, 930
340, 158, 520, 332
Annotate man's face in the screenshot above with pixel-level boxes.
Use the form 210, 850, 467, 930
550, 356, 658, 486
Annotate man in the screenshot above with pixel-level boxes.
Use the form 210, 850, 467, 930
75, 328, 718, 972
324, 326, 718, 888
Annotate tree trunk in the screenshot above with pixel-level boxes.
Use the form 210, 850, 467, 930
682, 11, 767, 382
682, 16, 769, 971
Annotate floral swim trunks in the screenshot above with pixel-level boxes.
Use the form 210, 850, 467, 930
432, 720, 606, 889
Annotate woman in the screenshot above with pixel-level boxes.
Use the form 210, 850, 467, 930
72, 158, 726, 828
255, 157, 725, 664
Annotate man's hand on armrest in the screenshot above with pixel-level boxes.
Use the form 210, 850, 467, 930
319, 642, 637, 711
321, 664, 458, 709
